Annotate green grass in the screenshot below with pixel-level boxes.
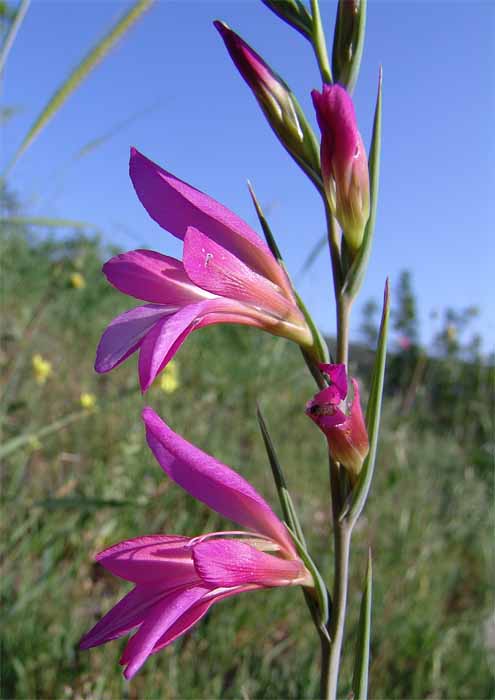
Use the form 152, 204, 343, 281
1, 228, 494, 699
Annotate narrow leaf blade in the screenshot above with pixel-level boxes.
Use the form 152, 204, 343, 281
346, 278, 389, 525
7, 0, 154, 171
261, 0, 313, 40
256, 405, 306, 545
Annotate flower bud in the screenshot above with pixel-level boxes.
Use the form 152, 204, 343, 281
306, 363, 369, 483
332, 0, 366, 93
215, 21, 320, 179
311, 84, 370, 253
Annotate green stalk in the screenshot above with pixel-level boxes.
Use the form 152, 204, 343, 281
310, 0, 332, 84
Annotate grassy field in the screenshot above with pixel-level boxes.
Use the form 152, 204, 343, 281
1, 228, 494, 699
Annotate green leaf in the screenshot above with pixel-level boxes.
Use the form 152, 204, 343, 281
345, 279, 390, 526
261, 0, 313, 40
342, 67, 382, 300
6, 0, 155, 173
352, 548, 373, 700
0, 0, 30, 75
256, 405, 306, 545
331, 0, 367, 94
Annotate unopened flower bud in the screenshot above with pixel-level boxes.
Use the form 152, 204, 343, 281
312, 84, 370, 253
306, 363, 369, 483
332, 0, 366, 93
215, 21, 320, 179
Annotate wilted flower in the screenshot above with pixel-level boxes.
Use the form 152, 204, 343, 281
32, 354, 53, 385
80, 408, 313, 679
311, 84, 370, 252
95, 148, 313, 391
306, 363, 369, 482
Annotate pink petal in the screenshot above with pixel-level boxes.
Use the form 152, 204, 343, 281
137, 297, 269, 392
319, 363, 348, 399
79, 583, 166, 650
103, 250, 210, 305
129, 148, 288, 288
95, 304, 173, 374
142, 408, 296, 555
120, 585, 210, 679
150, 584, 261, 656
183, 227, 292, 319
96, 535, 198, 586
193, 539, 304, 587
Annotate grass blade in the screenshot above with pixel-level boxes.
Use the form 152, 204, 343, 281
352, 548, 373, 700
1, 215, 100, 231
0, 0, 31, 75
0, 410, 88, 459
342, 67, 382, 300
6, 0, 155, 172
345, 279, 390, 526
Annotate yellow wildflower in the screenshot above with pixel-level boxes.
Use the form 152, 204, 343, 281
80, 392, 97, 411
32, 354, 53, 385
159, 361, 179, 394
70, 272, 86, 289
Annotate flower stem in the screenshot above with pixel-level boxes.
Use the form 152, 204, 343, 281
326, 522, 352, 700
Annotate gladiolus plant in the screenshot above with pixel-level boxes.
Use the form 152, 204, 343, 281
82, 2, 388, 698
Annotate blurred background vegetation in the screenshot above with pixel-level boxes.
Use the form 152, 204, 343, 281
1, 204, 493, 699
1, 1, 494, 698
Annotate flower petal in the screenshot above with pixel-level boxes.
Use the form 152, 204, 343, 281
142, 408, 296, 555
103, 250, 210, 305
137, 297, 270, 392
120, 585, 210, 679
95, 304, 172, 374
79, 583, 166, 650
129, 148, 287, 288
149, 584, 261, 656
319, 363, 348, 399
183, 227, 292, 319
193, 540, 305, 587
96, 535, 198, 586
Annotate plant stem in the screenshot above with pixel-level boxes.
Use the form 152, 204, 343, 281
320, 633, 331, 699
327, 523, 352, 700
336, 294, 351, 367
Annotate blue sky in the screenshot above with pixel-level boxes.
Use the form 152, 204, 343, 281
3, 1, 494, 352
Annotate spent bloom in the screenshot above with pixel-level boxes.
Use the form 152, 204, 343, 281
80, 408, 313, 679
95, 148, 313, 391
32, 354, 53, 385
306, 363, 369, 482
311, 84, 370, 252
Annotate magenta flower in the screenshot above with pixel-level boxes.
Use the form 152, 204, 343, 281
95, 148, 312, 391
311, 84, 370, 252
79, 408, 313, 679
306, 363, 369, 482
